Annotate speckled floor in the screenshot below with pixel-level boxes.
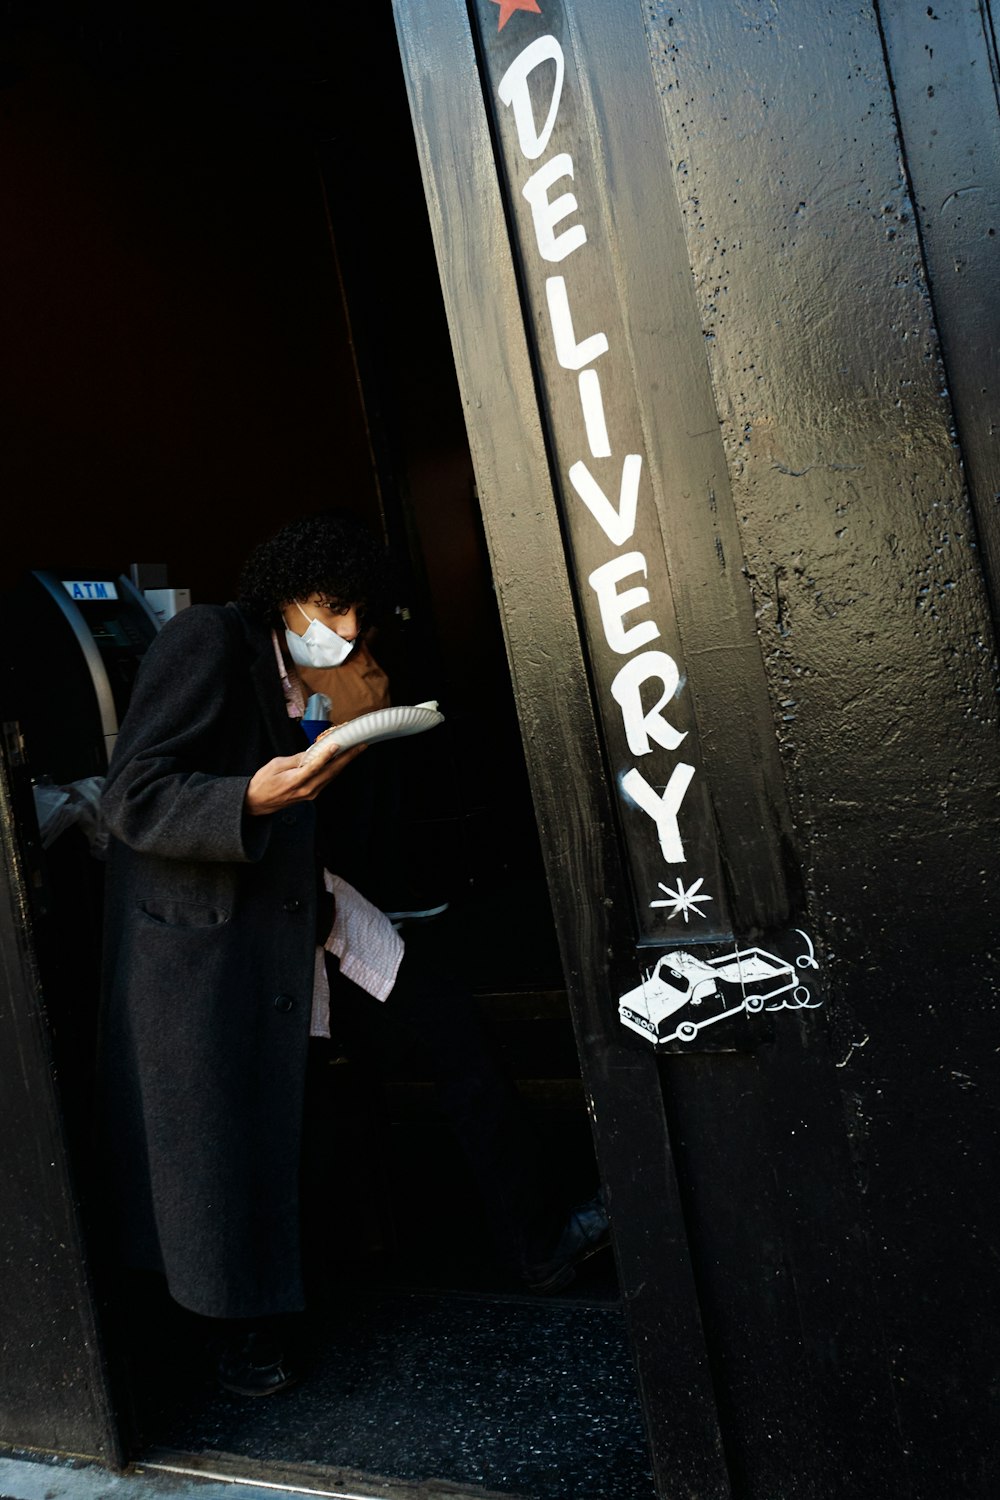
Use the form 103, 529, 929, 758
121, 876, 652, 1497
132, 1276, 654, 1500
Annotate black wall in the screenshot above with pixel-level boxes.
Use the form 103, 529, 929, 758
396, 1, 1000, 1495
641, 4, 1000, 1488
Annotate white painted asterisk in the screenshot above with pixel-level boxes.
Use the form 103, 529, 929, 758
650, 876, 713, 923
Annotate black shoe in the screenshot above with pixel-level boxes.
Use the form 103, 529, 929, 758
523, 1193, 611, 1295
217, 1326, 301, 1398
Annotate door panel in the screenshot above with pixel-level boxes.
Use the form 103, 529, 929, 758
0, 726, 119, 1461
390, 3, 732, 1495
388, 1, 981, 1495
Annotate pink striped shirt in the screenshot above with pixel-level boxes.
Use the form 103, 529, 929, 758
271, 631, 403, 1028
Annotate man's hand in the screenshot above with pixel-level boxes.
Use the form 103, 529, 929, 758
244, 742, 366, 816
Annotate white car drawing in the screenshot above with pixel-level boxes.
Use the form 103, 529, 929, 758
618, 946, 798, 1045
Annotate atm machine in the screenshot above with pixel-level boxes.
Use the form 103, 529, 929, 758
0, 570, 163, 1142
4, 570, 161, 786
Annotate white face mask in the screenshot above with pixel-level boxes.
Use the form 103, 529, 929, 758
284, 602, 356, 669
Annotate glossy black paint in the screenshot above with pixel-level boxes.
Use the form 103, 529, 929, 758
642, 1, 1000, 1494
397, 0, 1000, 1496
876, 0, 1000, 629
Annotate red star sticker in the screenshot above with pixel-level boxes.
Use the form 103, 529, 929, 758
491, 0, 542, 31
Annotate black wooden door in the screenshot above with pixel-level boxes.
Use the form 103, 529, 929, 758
0, 723, 119, 1462
389, 3, 736, 1494
390, 2, 1000, 1497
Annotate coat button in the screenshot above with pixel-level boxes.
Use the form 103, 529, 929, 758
273, 994, 295, 1013
282, 898, 302, 913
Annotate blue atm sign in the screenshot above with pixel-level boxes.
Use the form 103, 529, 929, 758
62, 580, 119, 602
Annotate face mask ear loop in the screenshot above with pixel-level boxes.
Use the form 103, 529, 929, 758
295, 601, 315, 626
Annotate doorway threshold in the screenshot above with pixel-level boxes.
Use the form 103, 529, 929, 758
139, 1448, 526, 1500
0, 1451, 508, 1500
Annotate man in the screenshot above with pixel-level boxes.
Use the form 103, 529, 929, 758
98, 509, 608, 1396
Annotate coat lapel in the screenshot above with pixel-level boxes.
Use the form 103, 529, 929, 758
230, 605, 306, 760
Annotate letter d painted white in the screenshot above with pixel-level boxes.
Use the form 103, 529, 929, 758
498, 36, 565, 162
622, 764, 696, 864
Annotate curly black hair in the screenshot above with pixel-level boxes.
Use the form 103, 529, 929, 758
237, 509, 387, 626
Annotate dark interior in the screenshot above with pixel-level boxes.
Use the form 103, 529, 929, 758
0, 4, 651, 1497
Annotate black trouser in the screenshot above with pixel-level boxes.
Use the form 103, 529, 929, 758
305, 938, 562, 1277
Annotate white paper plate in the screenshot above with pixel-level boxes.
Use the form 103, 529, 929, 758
300, 702, 444, 766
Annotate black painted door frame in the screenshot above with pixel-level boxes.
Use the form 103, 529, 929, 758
0, 725, 120, 1463
389, 4, 735, 1494
389, 2, 907, 1496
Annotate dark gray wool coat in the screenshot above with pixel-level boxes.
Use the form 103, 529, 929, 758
99, 602, 326, 1320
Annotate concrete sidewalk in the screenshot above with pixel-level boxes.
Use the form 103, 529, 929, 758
0, 1453, 529, 1500
0, 1454, 389, 1500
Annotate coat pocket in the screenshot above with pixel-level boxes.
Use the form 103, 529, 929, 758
137, 898, 231, 928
